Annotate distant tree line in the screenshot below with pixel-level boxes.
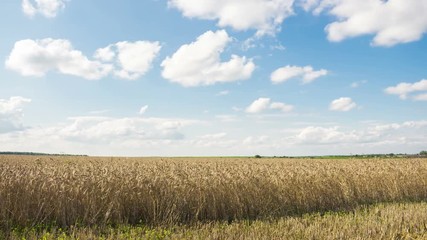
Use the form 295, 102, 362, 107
256, 151, 427, 159
0, 152, 88, 156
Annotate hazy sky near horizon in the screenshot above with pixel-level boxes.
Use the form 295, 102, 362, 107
1, 0, 427, 156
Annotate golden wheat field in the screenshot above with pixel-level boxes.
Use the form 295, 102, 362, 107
1, 155, 427, 239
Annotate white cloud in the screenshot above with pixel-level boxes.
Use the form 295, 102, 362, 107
329, 97, 357, 111
246, 98, 294, 113
246, 98, 271, 113
270, 43, 286, 51
6, 38, 161, 81
401, 120, 427, 128
216, 90, 230, 96
0, 96, 31, 133
243, 135, 269, 145
168, 0, 295, 36
270, 102, 294, 112
304, 0, 427, 46
294, 120, 427, 147
270, 65, 328, 84
296, 126, 359, 144
192, 132, 237, 148
300, 0, 322, 12
22, 0, 67, 18
232, 106, 243, 112
200, 132, 227, 140
1, 114, 427, 156
113, 41, 161, 80
59, 117, 135, 142
215, 115, 238, 122
294, 125, 371, 145
300, 0, 343, 15
139, 105, 148, 115
94, 46, 115, 62
351, 80, 367, 88
385, 79, 427, 100
242, 37, 257, 50
57, 116, 200, 143
88, 109, 110, 115
161, 30, 255, 87
5, 39, 113, 80
413, 93, 427, 101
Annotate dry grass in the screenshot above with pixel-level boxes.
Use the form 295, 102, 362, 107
1, 155, 427, 234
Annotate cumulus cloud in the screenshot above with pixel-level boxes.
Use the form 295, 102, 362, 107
5, 39, 113, 80
269, 102, 294, 112
295, 120, 427, 147
329, 97, 357, 111
112, 41, 162, 80
161, 30, 255, 87
246, 98, 271, 113
1, 114, 427, 156
168, 0, 295, 36
22, 0, 67, 18
6, 38, 161, 80
303, 0, 427, 46
385, 79, 427, 101
296, 126, 359, 144
56, 116, 200, 143
246, 98, 294, 113
300, 0, 322, 12
270, 65, 328, 84
294, 126, 361, 145
0, 96, 31, 133
93, 46, 115, 62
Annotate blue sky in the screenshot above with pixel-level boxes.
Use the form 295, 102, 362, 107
1, 0, 426, 156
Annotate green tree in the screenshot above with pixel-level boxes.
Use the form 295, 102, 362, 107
420, 151, 427, 156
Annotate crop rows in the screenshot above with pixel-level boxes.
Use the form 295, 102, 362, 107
1, 156, 427, 232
